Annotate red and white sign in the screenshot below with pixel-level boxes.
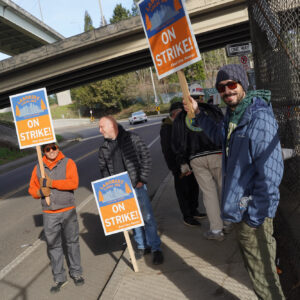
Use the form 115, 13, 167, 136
240, 55, 250, 71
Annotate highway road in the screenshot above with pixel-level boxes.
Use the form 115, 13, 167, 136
0, 115, 169, 297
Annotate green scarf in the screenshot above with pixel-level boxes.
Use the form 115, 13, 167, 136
225, 90, 271, 156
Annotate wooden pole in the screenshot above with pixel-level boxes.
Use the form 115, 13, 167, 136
123, 230, 139, 272
36, 145, 50, 206
177, 70, 195, 119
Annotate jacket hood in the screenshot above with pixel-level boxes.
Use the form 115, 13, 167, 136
248, 89, 271, 105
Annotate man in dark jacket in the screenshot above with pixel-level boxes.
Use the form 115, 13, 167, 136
184, 64, 284, 299
29, 143, 84, 293
172, 88, 227, 240
160, 102, 203, 226
98, 116, 163, 265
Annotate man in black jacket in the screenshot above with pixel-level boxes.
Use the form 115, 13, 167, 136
160, 102, 204, 226
98, 116, 163, 265
172, 88, 228, 241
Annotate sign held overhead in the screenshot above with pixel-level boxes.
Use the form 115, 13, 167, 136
138, 0, 201, 79
9, 88, 56, 149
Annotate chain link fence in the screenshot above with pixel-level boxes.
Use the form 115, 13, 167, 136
247, 0, 300, 298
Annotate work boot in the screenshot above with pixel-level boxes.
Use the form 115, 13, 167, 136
204, 230, 224, 241
193, 210, 207, 220
183, 217, 201, 227
50, 281, 68, 293
135, 247, 151, 259
72, 276, 85, 286
152, 250, 164, 265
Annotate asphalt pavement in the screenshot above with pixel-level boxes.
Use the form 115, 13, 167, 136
0, 117, 258, 299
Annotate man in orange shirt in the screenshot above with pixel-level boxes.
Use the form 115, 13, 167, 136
29, 142, 84, 293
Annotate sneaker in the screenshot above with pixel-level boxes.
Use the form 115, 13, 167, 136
72, 276, 85, 286
204, 230, 224, 241
135, 247, 151, 259
152, 250, 164, 265
183, 217, 201, 227
223, 223, 234, 234
193, 211, 207, 220
50, 281, 68, 293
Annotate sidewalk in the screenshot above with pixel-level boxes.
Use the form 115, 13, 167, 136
100, 173, 257, 300
0, 172, 257, 299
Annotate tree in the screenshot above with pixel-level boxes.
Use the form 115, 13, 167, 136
110, 4, 131, 24
84, 11, 94, 32
131, 0, 140, 16
184, 60, 206, 83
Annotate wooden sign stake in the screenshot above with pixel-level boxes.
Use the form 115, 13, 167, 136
177, 70, 195, 119
123, 230, 139, 272
36, 145, 50, 206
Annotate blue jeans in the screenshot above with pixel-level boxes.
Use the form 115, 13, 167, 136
133, 185, 161, 252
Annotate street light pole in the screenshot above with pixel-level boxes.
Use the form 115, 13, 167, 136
98, 0, 106, 26
149, 67, 160, 114
37, 0, 44, 22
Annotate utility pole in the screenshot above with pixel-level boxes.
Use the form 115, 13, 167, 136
98, 0, 106, 26
37, 0, 44, 22
149, 67, 160, 114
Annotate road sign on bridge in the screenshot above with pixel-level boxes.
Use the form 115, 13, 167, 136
226, 41, 252, 57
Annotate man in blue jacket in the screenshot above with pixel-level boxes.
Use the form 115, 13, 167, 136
184, 64, 284, 299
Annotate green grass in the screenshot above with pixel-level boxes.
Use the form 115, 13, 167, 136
0, 147, 33, 165
50, 103, 81, 119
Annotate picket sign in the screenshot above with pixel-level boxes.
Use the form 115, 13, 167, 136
177, 70, 195, 119
9, 88, 56, 206
123, 230, 139, 272
138, 0, 201, 119
91, 172, 145, 272
36, 145, 50, 206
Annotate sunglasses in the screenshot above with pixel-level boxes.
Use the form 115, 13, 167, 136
217, 81, 238, 93
44, 145, 58, 153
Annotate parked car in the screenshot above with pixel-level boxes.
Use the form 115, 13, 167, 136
129, 110, 148, 125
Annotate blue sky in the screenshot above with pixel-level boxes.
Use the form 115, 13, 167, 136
0, 0, 135, 60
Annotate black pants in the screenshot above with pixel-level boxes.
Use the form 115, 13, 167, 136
173, 173, 199, 219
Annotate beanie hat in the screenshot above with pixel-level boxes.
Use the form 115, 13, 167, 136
215, 64, 249, 92
169, 101, 183, 113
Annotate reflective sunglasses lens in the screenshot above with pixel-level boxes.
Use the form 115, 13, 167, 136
45, 145, 57, 152
217, 81, 238, 93
217, 85, 225, 93
227, 82, 238, 90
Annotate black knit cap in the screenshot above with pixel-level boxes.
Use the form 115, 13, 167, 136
215, 64, 249, 92
169, 101, 183, 113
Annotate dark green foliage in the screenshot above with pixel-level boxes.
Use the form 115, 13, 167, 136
84, 11, 94, 32
110, 4, 131, 24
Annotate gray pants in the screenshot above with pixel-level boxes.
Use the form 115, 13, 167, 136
190, 154, 223, 231
43, 209, 82, 282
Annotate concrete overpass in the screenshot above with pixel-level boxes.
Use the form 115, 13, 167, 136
0, 0, 63, 56
0, 0, 250, 108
